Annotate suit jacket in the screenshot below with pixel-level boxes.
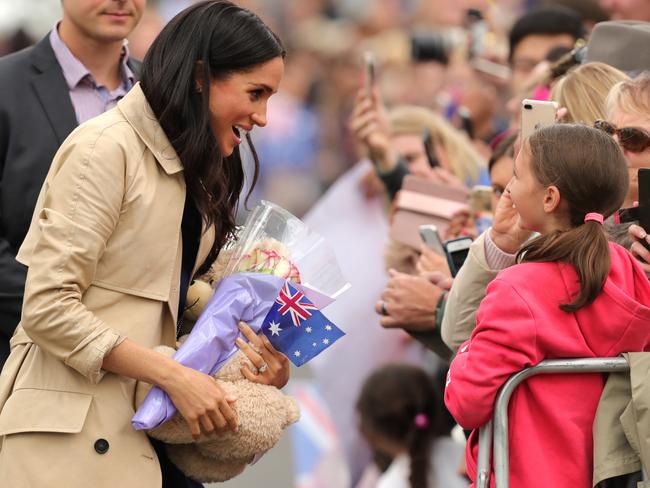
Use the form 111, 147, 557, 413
0, 83, 215, 487
0, 35, 140, 364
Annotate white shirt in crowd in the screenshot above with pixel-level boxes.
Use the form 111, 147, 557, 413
376, 437, 469, 488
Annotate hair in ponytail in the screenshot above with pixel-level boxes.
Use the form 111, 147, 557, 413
517, 124, 628, 312
356, 365, 444, 488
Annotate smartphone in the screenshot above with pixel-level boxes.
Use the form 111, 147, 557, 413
422, 129, 440, 169
363, 51, 376, 96
444, 236, 473, 277
419, 224, 445, 255
469, 185, 493, 214
521, 99, 557, 141
618, 168, 650, 251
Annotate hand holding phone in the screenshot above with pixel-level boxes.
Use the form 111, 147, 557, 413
419, 224, 445, 255
444, 236, 473, 277
363, 51, 376, 97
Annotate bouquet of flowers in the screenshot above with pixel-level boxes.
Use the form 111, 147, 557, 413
132, 201, 349, 430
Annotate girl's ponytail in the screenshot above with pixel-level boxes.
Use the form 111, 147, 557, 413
408, 413, 434, 488
519, 218, 610, 312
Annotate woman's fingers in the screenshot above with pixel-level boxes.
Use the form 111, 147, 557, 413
235, 336, 265, 368
218, 400, 238, 432
199, 413, 216, 435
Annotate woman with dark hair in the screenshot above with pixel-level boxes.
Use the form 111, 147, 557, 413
0, 2, 288, 487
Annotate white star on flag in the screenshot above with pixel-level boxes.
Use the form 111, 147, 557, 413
312, 342, 317, 347
305, 326, 312, 333
268, 321, 283, 336
325, 325, 332, 331
294, 350, 301, 357
322, 338, 330, 345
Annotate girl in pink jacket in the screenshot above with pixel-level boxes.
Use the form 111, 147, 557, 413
445, 124, 650, 488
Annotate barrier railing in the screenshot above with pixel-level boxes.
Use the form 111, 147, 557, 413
475, 357, 629, 488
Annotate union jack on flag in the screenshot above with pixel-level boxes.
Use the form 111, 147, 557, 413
275, 282, 318, 327
262, 281, 345, 367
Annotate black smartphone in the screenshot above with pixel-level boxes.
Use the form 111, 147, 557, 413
443, 236, 473, 277
618, 168, 650, 251
423, 129, 440, 169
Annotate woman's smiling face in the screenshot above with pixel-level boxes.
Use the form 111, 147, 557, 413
207, 57, 285, 156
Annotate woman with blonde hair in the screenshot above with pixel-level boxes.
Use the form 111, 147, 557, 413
551, 62, 629, 124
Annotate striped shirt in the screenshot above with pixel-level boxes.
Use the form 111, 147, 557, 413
49, 25, 135, 124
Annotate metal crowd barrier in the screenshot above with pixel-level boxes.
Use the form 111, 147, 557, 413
475, 357, 630, 488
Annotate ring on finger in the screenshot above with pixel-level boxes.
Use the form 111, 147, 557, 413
258, 363, 268, 374
380, 301, 389, 316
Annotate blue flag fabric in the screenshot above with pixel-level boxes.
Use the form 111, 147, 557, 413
261, 281, 345, 366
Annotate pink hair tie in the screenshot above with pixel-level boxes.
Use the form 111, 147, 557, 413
584, 212, 604, 225
414, 413, 429, 430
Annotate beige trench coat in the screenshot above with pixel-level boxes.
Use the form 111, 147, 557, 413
0, 83, 215, 487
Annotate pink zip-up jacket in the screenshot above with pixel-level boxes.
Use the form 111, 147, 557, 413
445, 242, 650, 488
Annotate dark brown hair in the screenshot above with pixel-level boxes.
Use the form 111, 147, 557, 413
140, 1, 285, 275
517, 124, 628, 312
356, 365, 443, 488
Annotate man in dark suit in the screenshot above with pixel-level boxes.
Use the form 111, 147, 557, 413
0, 0, 146, 365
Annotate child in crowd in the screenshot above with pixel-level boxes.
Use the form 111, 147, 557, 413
445, 124, 650, 487
357, 364, 468, 488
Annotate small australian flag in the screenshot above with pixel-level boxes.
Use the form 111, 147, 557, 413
261, 281, 345, 366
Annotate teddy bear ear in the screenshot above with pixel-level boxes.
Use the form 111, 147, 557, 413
284, 396, 301, 426
184, 280, 214, 321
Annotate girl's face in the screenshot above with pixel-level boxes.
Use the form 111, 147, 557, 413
509, 145, 551, 233
207, 56, 284, 157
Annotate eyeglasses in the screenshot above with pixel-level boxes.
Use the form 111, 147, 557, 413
594, 119, 650, 153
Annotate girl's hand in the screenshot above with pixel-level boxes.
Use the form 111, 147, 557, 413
235, 321, 290, 389
489, 180, 532, 254
162, 364, 238, 440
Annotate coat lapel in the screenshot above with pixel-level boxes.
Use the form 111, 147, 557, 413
29, 36, 77, 144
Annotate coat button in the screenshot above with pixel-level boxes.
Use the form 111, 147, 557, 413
94, 438, 109, 454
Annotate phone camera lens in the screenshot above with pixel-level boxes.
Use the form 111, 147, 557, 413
524, 104, 532, 110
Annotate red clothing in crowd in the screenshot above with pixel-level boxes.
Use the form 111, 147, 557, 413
445, 243, 650, 488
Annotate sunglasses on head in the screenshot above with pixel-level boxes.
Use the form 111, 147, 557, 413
594, 120, 650, 153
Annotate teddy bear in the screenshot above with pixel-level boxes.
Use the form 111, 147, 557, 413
135, 346, 300, 482
134, 242, 302, 482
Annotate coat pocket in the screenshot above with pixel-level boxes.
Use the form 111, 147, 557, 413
0, 388, 92, 435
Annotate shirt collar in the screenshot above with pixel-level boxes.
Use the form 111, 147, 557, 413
49, 23, 135, 90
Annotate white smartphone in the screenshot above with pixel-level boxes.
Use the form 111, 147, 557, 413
419, 224, 445, 256
443, 236, 473, 277
363, 51, 376, 96
521, 99, 557, 141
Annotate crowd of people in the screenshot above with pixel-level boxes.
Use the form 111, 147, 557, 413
1, 0, 650, 487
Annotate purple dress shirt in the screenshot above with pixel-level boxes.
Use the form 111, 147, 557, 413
49, 25, 135, 124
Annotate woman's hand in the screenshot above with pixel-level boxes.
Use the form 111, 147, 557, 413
235, 321, 290, 389
416, 245, 450, 276
349, 87, 396, 172
162, 363, 238, 440
628, 224, 650, 276
445, 209, 478, 241
489, 180, 532, 254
